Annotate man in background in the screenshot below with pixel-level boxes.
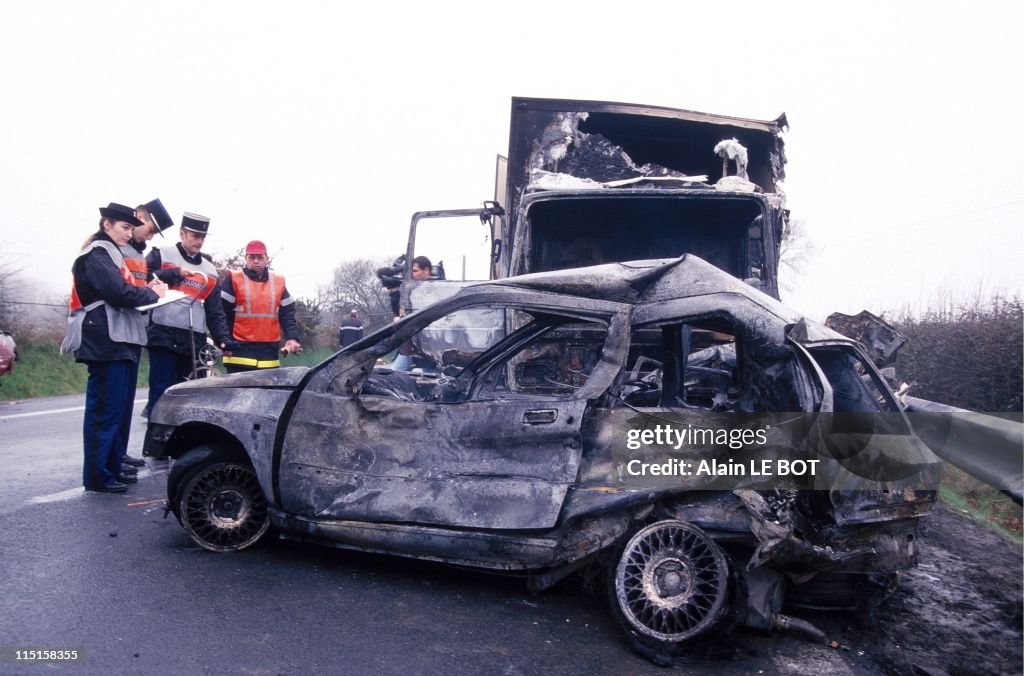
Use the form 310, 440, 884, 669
339, 309, 364, 348
390, 255, 434, 371
376, 254, 434, 320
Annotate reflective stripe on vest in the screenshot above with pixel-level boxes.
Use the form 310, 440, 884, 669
222, 355, 281, 368
230, 270, 285, 343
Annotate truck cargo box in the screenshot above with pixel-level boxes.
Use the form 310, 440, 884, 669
500, 97, 789, 297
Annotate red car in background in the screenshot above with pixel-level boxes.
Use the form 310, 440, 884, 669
0, 330, 16, 378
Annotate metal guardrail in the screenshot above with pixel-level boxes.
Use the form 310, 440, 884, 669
905, 396, 1023, 503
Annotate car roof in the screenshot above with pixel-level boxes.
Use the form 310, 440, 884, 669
485, 255, 779, 307
467, 255, 852, 345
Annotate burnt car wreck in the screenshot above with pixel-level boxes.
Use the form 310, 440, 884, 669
145, 256, 940, 662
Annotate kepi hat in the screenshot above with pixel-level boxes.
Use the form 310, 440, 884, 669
99, 202, 143, 227
181, 212, 211, 234
142, 198, 175, 237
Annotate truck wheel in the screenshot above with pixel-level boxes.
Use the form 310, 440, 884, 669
609, 520, 730, 660
178, 459, 271, 552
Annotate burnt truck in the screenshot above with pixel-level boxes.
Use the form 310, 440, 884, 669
403, 96, 788, 310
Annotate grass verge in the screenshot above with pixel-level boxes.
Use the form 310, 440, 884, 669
0, 341, 334, 400
938, 463, 1022, 543
1, 340, 89, 399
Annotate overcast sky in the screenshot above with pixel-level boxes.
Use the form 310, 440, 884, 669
1, 1, 1021, 322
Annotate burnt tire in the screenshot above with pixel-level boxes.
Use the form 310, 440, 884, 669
167, 445, 234, 521
178, 459, 271, 552
609, 520, 731, 661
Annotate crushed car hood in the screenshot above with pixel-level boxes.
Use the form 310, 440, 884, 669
169, 366, 310, 391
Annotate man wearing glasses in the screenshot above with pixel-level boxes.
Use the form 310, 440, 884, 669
219, 240, 302, 373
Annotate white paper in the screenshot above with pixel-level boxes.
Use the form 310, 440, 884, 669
136, 289, 188, 311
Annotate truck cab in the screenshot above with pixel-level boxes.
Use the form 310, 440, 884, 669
401, 97, 790, 360
403, 96, 789, 311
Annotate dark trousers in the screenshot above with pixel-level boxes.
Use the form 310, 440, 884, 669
117, 346, 141, 459
83, 361, 133, 489
147, 347, 193, 412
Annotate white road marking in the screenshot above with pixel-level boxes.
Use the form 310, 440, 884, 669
2, 405, 86, 420
28, 485, 86, 504
0, 398, 147, 421
27, 467, 161, 505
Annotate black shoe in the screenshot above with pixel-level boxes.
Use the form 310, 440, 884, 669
140, 405, 151, 419
120, 464, 138, 475
116, 473, 138, 484
122, 455, 145, 467
87, 482, 127, 493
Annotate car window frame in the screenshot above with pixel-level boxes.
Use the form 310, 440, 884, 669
463, 313, 615, 402
303, 287, 630, 400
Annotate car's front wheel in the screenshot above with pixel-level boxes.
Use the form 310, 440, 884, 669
178, 460, 271, 552
610, 520, 731, 661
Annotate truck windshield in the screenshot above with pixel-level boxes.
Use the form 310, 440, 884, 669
416, 215, 494, 282
525, 195, 764, 278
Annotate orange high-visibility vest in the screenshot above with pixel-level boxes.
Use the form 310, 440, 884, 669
123, 255, 148, 287
230, 270, 285, 343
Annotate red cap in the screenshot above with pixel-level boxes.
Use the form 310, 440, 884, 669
245, 240, 268, 255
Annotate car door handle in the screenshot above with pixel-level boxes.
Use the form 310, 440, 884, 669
523, 409, 558, 425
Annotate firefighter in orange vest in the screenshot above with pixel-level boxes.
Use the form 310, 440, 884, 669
219, 240, 302, 373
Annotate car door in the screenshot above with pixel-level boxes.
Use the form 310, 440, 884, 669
277, 290, 628, 530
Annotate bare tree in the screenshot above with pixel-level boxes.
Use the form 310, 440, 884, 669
0, 250, 65, 340
206, 247, 245, 281
0, 250, 26, 329
778, 217, 818, 294
291, 296, 324, 347
317, 258, 393, 333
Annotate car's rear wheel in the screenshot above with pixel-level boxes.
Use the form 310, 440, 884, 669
178, 460, 270, 552
610, 520, 731, 660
